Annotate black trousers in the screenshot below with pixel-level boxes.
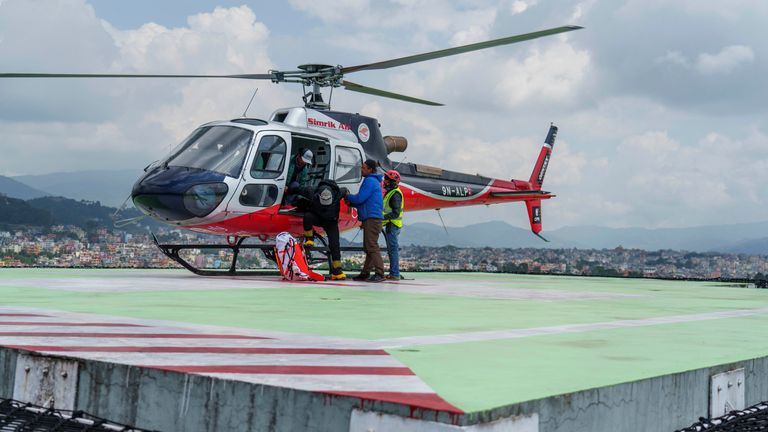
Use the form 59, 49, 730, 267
303, 212, 341, 262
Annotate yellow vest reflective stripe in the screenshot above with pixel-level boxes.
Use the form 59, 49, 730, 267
383, 187, 404, 228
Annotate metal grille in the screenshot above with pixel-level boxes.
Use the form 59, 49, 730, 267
0, 398, 157, 432
676, 402, 768, 432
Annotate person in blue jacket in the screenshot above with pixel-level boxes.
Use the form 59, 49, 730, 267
344, 159, 385, 282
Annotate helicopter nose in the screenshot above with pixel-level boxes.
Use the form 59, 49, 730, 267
132, 166, 229, 223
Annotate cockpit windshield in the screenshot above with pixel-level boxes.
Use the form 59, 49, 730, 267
166, 126, 253, 178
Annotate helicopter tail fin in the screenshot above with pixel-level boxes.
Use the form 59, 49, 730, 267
528, 124, 558, 190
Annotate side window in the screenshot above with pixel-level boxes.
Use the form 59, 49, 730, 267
250, 135, 286, 179
240, 184, 279, 207
334, 147, 362, 184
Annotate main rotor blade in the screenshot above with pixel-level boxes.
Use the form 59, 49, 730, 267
341, 25, 583, 74
0, 73, 276, 79
342, 80, 443, 106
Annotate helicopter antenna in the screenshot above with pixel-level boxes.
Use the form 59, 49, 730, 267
393, 154, 408, 170
111, 194, 146, 228
436, 208, 450, 238
242, 87, 259, 117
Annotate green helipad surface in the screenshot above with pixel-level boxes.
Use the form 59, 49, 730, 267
2, 268, 768, 413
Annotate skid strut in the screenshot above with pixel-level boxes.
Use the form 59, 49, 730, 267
152, 233, 363, 277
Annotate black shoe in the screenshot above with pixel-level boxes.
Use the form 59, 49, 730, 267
352, 273, 370, 281
367, 274, 385, 283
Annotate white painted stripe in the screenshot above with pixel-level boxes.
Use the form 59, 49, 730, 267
204, 373, 434, 393
328, 284, 637, 300
0, 277, 312, 293
401, 183, 492, 202
372, 307, 768, 348
28, 352, 402, 367
0, 316, 135, 323
0, 337, 363, 349
0, 307, 366, 345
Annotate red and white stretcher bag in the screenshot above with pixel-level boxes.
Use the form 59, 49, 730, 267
274, 232, 324, 281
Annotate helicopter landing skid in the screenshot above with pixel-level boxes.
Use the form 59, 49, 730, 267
151, 233, 277, 276
151, 233, 363, 277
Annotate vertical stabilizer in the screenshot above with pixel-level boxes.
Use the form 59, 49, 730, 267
529, 124, 557, 190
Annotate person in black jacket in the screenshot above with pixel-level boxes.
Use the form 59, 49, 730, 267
291, 179, 346, 280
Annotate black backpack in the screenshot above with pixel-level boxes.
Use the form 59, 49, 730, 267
311, 179, 342, 221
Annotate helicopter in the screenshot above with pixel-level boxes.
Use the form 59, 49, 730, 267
0, 25, 582, 276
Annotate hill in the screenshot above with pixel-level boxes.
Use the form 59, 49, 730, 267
13, 169, 142, 207
398, 220, 768, 254
0, 195, 53, 227
400, 221, 568, 248
0, 195, 158, 233
0, 175, 50, 200
26, 196, 117, 228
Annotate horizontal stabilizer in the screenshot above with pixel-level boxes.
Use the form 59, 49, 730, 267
491, 190, 552, 198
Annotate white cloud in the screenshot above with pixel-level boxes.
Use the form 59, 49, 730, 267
655, 45, 755, 76
656, 50, 689, 67
287, 0, 371, 23
619, 0, 768, 20
613, 129, 768, 224
108, 6, 272, 74
494, 42, 591, 108
569, 0, 597, 23
0, 1, 292, 173
695, 45, 755, 75
619, 130, 679, 155
510, 1, 531, 15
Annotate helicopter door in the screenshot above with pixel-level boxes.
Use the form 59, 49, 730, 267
226, 131, 290, 215
332, 145, 364, 195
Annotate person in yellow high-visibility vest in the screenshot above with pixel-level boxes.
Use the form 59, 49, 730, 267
382, 170, 403, 280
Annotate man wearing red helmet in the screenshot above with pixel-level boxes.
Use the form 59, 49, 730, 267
382, 169, 404, 280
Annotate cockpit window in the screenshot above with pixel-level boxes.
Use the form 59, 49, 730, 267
166, 126, 253, 178
250, 135, 287, 179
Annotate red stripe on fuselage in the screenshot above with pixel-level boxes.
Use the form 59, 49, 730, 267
399, 181, 551, 212
186, 202, 360, 237
183, 178, 550, 236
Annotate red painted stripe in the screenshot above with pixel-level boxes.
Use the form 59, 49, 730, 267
0, 313, 49, 317
5, 345, 387, 355
0, 332, 270, 339
326, 391, 464, 414
145, 365, 414, 375
0, 322, 145, 327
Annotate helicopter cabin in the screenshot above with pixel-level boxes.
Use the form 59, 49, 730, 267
132, 107, 377, 228
221, 114, 366, 219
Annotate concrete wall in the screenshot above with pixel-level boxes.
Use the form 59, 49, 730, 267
0, 348, 457, 432
0, 348, 17, 397
463, 358, 768, 432
2, 347, 767, 432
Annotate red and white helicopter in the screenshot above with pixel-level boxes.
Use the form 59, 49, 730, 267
1, 25, 581, 275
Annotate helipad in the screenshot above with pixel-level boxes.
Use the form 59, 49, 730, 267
2, 269, 768, 431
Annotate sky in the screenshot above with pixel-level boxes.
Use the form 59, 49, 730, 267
1, 0, 767, 230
